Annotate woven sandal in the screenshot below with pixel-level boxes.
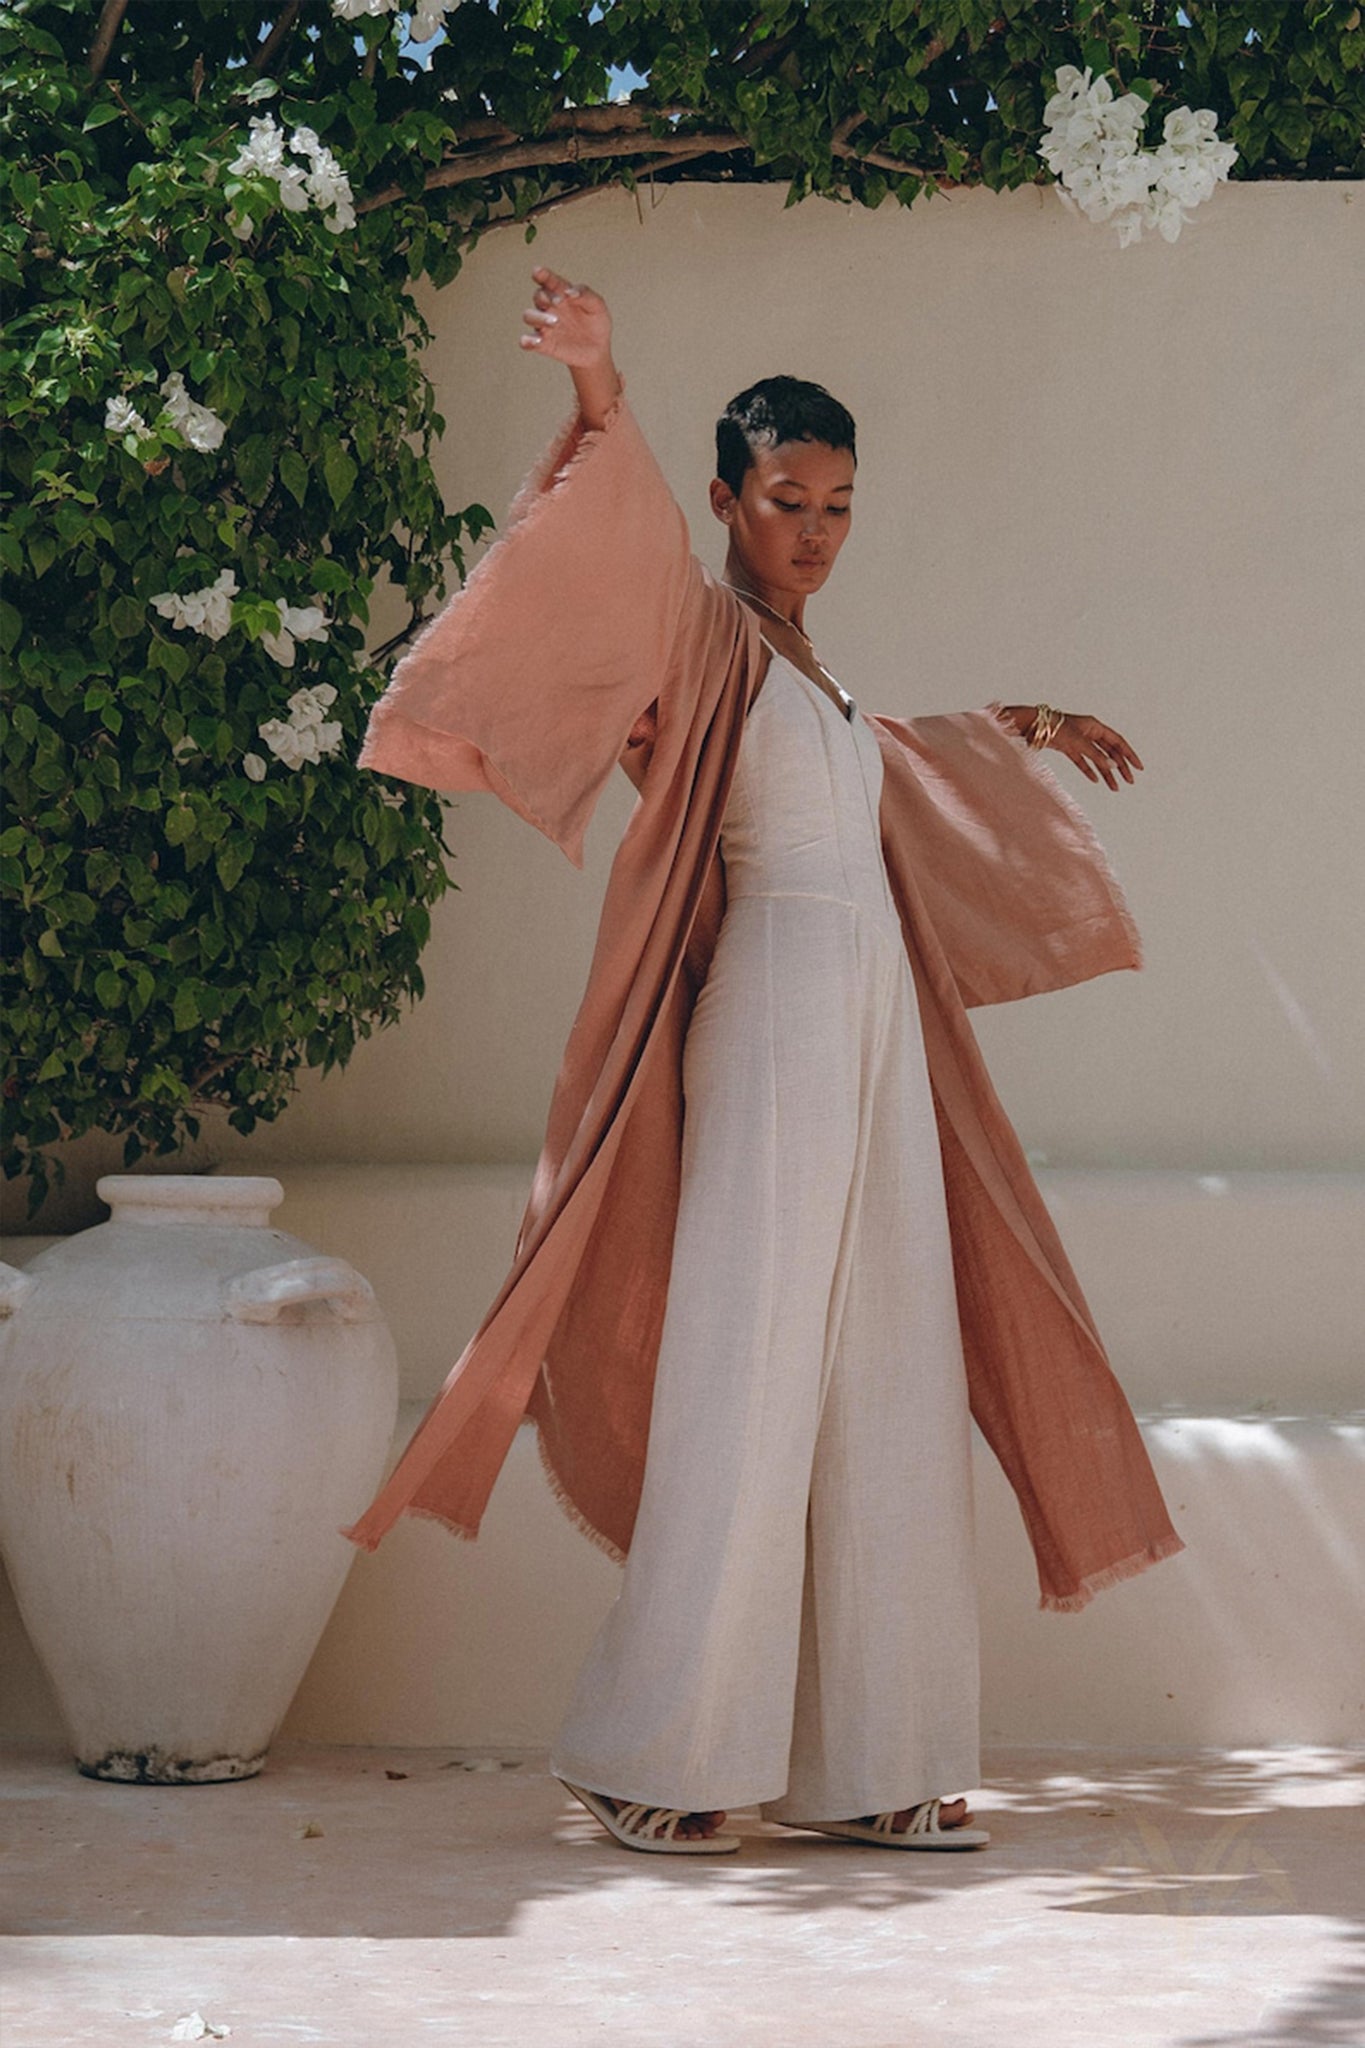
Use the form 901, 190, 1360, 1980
781, 1797, 990, 1850
558, 1778, 741, 1855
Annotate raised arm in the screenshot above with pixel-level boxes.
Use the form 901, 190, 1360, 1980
357, 270, 711, 864
520, 265, 623, 432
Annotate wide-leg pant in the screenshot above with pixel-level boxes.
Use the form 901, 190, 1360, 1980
550, 888, 981, 1821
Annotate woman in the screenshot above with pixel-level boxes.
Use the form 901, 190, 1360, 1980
344, 265, 1182, 1858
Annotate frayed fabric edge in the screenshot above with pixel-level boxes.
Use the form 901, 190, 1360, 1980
339, 1502, 479, 1553
533, 1420, 628, 1568
984, 701, 1145, 974
1039, 1530, 1187, 1614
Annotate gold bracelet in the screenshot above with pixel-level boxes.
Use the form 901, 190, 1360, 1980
1027, 703, 1066, 750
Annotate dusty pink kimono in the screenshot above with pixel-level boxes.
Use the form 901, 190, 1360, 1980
343, 393, 1184, 1613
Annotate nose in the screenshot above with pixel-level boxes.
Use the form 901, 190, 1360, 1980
800, 506, 826, 537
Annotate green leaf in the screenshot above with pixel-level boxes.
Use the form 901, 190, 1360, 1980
172, 981, 201, 1032
83, 102, 124, 132
279, 448, 310, 506
108, 595, 144, 639
234, 434, 275, 503
322, 440, 358, 512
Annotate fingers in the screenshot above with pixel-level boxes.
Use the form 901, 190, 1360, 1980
531, 264, 573, 296
1062, 717, 1144, 790
531, 265, 583, 308
521, 267, 592, 352
520, 304, 557, 348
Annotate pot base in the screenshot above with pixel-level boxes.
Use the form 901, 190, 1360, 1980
77, 1747, 268, 1786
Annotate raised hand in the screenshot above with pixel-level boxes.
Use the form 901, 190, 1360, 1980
519, 266, 614, 369
519, 265, 621, 430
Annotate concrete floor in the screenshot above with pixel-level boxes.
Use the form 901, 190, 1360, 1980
3, 1742, 1363, 2048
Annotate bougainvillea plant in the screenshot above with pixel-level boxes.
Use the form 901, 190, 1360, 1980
3, 0, 1361, 1212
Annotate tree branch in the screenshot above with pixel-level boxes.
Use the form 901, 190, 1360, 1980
480, 140, 741, 238
831, 133, 950, 185
88, 0, 130, 83
357, 129, 746, 215
249, 0, 302, 78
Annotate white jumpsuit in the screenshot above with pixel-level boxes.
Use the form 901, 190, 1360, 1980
551, 648, 981, 1822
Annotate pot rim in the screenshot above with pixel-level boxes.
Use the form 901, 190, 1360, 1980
95, 1174, 285, 1223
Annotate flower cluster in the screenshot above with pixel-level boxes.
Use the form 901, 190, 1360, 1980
332, 0, 460, 44
159, 371, 227, 453
1039, 66, 1238, 247
150, 569, 239, 641
261, 600, 329, 669
245, 685, 345, 778
104, 374, 227, 453
149, 577, 331, 669
228, 116, 356, 236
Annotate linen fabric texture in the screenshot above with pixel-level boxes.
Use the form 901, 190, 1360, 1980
551, 651, 981, 1817
343, 391, 1184, 1614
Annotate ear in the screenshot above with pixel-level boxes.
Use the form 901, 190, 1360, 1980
708, 476, 736, 524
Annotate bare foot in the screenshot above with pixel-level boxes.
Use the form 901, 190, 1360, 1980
599, 1795, 729, 1842
851, 1796, 975, 1831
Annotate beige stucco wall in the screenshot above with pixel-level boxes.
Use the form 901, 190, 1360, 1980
201, 176, 1365, 1186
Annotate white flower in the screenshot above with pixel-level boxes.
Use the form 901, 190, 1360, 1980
1040, 66, 1236, 247
298, 138, 356, 233
242, 752, 268, 781
226, 113, 356, 236
229, 114, 286, 180
260, 600, 330, 668
410, 0, 458, 40
255, 673, 344, 772
277, 161, 313, 214
150, 567, 238, 642
158, 372, 227, 454
258, 717, 312, 768
289, 681, 339, 721
330, 0, 459, 40
284, 607, 329, 645
105, 395, 148, 437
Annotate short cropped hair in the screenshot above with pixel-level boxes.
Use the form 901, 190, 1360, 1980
715, 376, 858, 495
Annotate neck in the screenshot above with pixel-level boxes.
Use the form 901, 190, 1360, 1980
722, 553, 807, 636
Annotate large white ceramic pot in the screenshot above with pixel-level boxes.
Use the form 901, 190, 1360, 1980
0, 1174, 398, 1783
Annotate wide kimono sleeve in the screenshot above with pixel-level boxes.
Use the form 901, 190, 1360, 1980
870, 702, 1143, 1007
357, 390, 693, 867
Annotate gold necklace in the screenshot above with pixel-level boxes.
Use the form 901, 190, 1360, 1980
722, 582, 856, 720
721, 581, 809, 640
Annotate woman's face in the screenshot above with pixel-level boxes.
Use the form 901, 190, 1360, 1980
710, 437, 855, 607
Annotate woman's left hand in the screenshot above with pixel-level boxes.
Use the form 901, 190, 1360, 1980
1001, 707, 1144, 789
1051, 712, 1144, 789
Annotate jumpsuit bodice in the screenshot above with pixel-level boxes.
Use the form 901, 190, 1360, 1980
720, 647, 897, 929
